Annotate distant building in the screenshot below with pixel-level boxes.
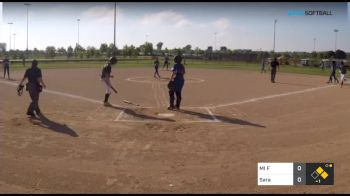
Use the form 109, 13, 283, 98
300, 58, 310, 66
320, 59, 348, 68
0, 43, 6, 52
207, 46, 213, 53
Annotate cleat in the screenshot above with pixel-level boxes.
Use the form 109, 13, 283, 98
104, 102, 112, 107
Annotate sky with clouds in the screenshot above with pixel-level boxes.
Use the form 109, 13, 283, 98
0, 2, 349, 52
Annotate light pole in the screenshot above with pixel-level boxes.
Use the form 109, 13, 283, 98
334, 29, 338, 51
145, 34, 149, 43
214, 32, 217, 51
113, 2, 116, 56
77, 19, 80, 47
24, 3, 31, 60
13, 33, 16, 50
7, 22, 13, 51
273, 19, 277, 54
313, 38, 316, 51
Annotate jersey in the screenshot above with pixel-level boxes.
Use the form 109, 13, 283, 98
3, 59, 10, 67
172, 63, 185, 80
270, 60, 279, 69
341, 65, 347, 74
24, 67, 42, 86
154, 60, 160, 68
101, 63, 112, 79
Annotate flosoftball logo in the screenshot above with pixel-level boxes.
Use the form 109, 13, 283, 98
288, 10, 333, 16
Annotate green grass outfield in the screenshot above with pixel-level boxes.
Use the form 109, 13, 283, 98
6, 58, 332, 77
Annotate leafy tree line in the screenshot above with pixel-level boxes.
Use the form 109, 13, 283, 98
0, 42, 348, 65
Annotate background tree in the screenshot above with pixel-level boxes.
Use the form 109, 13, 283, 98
86, 46, 97, 58
67, 46, 74, 59
143, 42, 153, 56
156, 42, 163, 55
45, 46, 56, 59
57, 47, 67, 57
335, 50, 347, 59
99, 43, 108, 56
325, 50, 335, 59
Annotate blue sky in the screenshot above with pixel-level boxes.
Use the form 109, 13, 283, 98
0, 2, 349, 52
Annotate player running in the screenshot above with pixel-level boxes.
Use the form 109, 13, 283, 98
327, 60, 339, 84
168, 55, 185, 110
101, 57, 118, 106
153, 56, 161, 78
340, 61, 348, 88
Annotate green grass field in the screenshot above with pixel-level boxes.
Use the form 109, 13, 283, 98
6, 58, 331, 77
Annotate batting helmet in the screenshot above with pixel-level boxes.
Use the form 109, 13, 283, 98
174, 55, 182, 64
109, 56, 118, 64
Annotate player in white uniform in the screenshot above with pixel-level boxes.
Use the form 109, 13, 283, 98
101, 57, 118, 106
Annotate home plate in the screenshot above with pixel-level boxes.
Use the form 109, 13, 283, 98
157, 113, 175, 117
115, 107, 219, 123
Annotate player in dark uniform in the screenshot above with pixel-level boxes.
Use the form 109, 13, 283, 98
18, 60, 46, 118
340, 61, 348, 88
261, 58, 266, 73
101, 57, 118, 106
3, 57, 10, 79
168, 55, 185, 110
163, 55, 169, 70
270, 58, 279, 83
153, 57, 161, 78
327, 61, 339, 84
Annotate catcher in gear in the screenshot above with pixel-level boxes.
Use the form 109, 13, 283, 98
18, 60, 47, 118
168, 55, 185, 110
101, 56, 118, 106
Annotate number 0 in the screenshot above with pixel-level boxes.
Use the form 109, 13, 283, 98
298, 177, 301, 182
297, 166, 301, 171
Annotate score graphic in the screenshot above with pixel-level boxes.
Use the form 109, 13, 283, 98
258, 162, 334, 186
306, 163, 334, 185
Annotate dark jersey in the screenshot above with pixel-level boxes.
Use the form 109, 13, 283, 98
3, 59, 9, 67
164, 57, 169, 63
341, 66, 347, 74
173, 63, 185, 80
24, 67, 42, 86
270, 60, 279, 69
154, 60, 159, 68
101, 63, 112, 79
331, 63, 337, 72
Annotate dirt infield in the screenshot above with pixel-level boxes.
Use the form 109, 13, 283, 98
1, 67, 350, 193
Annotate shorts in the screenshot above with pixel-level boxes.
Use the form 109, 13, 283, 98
341, 74, 347, 81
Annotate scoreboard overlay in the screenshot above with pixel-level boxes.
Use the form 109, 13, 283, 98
258, 162, 334, 186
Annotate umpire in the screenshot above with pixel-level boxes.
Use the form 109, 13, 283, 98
3, 57, 10, 79
270, 58, 280, 83
18, 60, 46, 118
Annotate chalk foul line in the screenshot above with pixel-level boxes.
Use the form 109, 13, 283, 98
209, 84, 337, 109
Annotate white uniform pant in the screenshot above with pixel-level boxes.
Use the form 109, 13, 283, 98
341, 73, 347, 82
102, 78, 112, 94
